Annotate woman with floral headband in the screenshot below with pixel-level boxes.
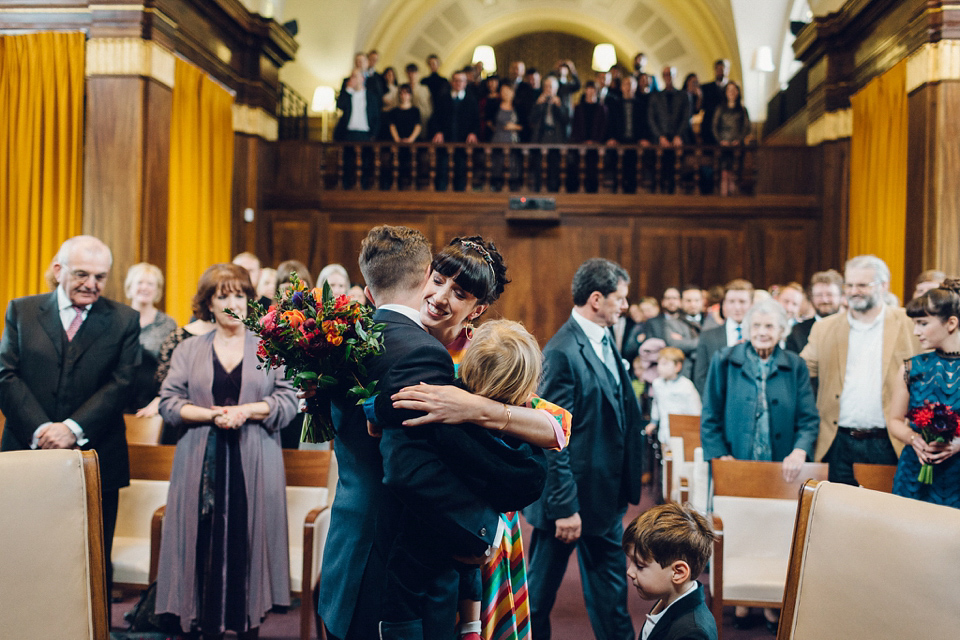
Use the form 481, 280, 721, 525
375, 235, 571, 640
889, 279, 960, 508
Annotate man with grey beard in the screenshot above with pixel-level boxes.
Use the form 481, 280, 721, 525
801, 255, 919, 484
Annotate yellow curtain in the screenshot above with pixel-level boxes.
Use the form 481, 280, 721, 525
849, 59, 908, 299
0, 32, 85, 332
167, 58, 234, 324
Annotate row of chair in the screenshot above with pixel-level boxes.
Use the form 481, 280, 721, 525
114, 435, 335, 640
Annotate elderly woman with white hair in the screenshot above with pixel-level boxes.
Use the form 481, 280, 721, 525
700, 297, 819, 631
700, 298, 819, 480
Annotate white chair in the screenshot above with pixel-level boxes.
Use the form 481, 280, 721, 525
663, 414, 708, 512
0, 449, 109, 639
780, 480, 960, 639
709, 459, 828, 640
112, 444, 175, 591
282, 447, 336, 640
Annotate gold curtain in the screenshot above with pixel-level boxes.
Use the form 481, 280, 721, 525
167, 58, 235, 324
849, 59, 908, 299
0, 32, 85, 332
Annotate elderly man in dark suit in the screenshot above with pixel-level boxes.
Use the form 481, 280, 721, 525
525, 258, 643, 640
0, 234, 141, 605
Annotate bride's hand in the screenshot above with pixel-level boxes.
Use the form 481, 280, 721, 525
391, 383, 482, 426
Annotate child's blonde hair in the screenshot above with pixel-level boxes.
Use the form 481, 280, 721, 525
658, 346, 685, 365
459, 319, 542, 406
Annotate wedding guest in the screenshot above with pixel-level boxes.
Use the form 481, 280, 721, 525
124, 262, 177, 417
256, 267, 277, 302
276, 260, 313, 295
700, 298, 818, 630
913, 269, 946, 300
388, 84, 422, 188
712, 81, 750, 196
156, 263, 298, 639
317, 263, 350, 298
889, 282, 960, 508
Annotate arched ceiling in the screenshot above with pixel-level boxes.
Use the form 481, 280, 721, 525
280, 0, 799, 120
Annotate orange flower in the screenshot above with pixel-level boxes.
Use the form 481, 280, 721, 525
311, 287, 325, 301
282, 309, 306, 328
322, 320, 341, 336
327, 333, 343, 346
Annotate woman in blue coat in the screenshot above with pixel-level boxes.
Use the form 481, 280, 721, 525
701, 298, 819, 479
700, 297, 819, 631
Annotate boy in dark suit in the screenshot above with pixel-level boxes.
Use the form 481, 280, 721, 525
622, 503, 718, 640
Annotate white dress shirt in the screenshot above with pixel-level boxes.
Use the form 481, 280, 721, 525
838, 307, 886, 429
345, 86, 370, 132
724, 317, 743, 347
378, 303, 424, 329
641, 581, 699, 640
571, 308, 609, 366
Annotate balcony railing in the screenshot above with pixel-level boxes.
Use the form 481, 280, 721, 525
317, 141, 761, 195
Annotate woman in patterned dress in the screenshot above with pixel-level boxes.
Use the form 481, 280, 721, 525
890, 280, 960, 508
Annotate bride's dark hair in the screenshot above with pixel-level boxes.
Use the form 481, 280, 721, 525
906, 277, 960, 322
431, 236, 510, 305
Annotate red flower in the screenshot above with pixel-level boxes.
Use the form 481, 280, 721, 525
911, 407, 934, 428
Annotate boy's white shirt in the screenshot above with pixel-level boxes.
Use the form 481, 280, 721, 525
650, 375, 702, 444
641, 581, 699, 640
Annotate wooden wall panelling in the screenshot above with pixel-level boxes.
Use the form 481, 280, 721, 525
746, 219, 820, 288
83, 76, 146, 302
233, 133, 264, 258
933, 81, 960, 279
755, 146, 818, 195
263, 209, 329, 278
633, 223, 748, 297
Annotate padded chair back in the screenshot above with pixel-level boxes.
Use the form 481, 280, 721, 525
0, 450, 108, 639
114, 444, 176, 588
851, 462, 896, 493
282, 448, 334, 640
668, 413, 702, 459
123, 414, 163, 445
780, 481, 960, 639
709, 460, 828, 637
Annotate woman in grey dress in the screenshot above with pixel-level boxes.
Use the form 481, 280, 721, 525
156, 263, 297, 640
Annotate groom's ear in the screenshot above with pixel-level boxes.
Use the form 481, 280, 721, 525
364, 286, 377, 307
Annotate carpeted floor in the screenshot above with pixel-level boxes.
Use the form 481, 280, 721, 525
111, 490, 776, 640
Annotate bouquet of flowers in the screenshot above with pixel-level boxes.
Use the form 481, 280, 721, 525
906, 400, 960, 484
230, 273, 385, 443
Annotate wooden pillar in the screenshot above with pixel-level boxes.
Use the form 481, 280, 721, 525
83, 39, 175, 303
905, 42, 960, 284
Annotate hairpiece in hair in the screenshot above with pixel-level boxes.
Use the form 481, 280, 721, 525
940, 278, 960, 295
458, 239, 495, 271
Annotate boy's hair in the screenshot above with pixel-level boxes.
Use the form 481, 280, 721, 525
358, 225, 432, 298
622, 503, 716, 579
459, 319, 542, 406
658, 346, 685, 365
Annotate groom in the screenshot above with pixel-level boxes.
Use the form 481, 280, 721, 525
318, 225, 500, 640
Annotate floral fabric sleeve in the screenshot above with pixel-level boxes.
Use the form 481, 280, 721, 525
529, 394, 572, 451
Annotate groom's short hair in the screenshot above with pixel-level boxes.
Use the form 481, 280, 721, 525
359, 225, 432, 297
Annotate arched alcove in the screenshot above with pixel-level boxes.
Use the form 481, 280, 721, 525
492, 31, 628, 82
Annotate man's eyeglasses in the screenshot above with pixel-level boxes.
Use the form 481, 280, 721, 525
843, 281, 877, 292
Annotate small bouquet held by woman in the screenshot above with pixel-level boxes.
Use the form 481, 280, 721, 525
906, 400, 960, 484
231, 273, 384, 443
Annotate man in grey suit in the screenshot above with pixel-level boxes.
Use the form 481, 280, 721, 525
0, 235, 141, 603
525, 258, 643, 640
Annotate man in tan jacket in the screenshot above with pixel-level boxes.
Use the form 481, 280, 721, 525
800, 255, 920, 484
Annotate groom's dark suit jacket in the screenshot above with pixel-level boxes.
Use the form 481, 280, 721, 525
318, 308, 499, 640
0, 291, 141, 492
